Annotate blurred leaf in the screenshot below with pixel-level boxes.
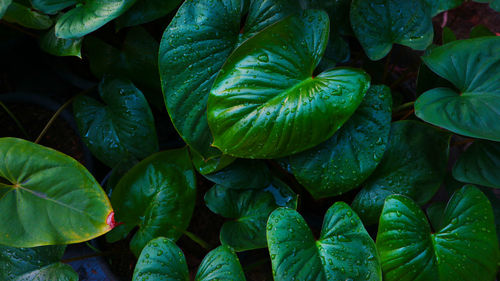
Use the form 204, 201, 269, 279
3, 2, 52, 29
115, 0, 182, 29
31, 0, 76, 14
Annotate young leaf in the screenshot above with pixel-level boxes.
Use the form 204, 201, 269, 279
415, 37, 500, 142
73, 77, 158, 168
0, 138, 113, 247
3, 2, 52, 30
208, 10, 370, 158
205, 178, 297, 251
453, 140, 500, 188
55, 0, 136, 39
109, 148, 196, 257
159, 0, 301, 161
133, 237, 246, 281
286, 85, 392, 198
31, 0, 77, 15
39, 27, 82, 58
115, 0, 183, 29
352, 121, 450, 225
0, 0, 12, 19
267, 203, 381, 280
350, 0, 433, 60
377, 185, 499, 281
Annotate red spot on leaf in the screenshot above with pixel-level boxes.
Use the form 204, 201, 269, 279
106, 212, 122, 229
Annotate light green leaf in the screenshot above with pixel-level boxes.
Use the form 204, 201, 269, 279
116, 0, 182, 29
0, 138, 113, 247
208, 10, 370, 158
14, 263, 77, 281
287, 85, 392, 198
31, 0, 76, 14
205, 178, 297, 251
352, 121, 450, 225
267, 203, 381, 280
73, 77, 158, 168
55, 0, 136, 39
194, 245, 246, 281
3, 2, 52, 30
0, 0, 12, 18
159, 0, 302, 161
39, 27, 82, 58
453, 140, 500, 188
415, 37, 500, 141
109, 148, 196, 256
377, 185, 499, 281
350, 0, 433, 60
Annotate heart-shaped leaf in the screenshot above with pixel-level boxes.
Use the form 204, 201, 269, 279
40, 27, 82, 58
0, 138, 113, 247
31, 0, 76, 15
109, 148, 196, 256
286, 85, 392, 198
0, 245, 73, 281
3, 2, 52, 30
352, 120, 450, 225
267, 202, 381, 280
116, 0, 183, 29
159, 0, 301, 161
415, 37, 500, 141
133, 237, 246, 281
73, 77, 158, 168
350, 0, 433, 60
0, 0, 12, 19
208, 10, 370, 158
55, 0, 136, 39
453, 140, 500, 189
377, 185, 499, 281
205, 178, 297, 251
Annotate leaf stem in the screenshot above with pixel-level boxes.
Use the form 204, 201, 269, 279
182, 229, 211, 250
0, 101, 30, 138
393, 101, 415, 113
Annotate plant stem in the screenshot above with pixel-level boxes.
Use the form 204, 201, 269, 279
0, 101, 30, 139
393, 101, 415, 113
183, 230, 211, 250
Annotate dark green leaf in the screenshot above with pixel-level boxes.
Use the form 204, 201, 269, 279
208, 10, 370, 158
39, 27, 82, 58
109, 148, 196, 256
426, 202, 446, 231
190, 148, 235, 176
0, 138, 113, 247
194, 245, 246, 281
73, 77, 158, 168
377, 185, 499, 281
31, 0, 76, 14
474, 0, 500, 12
13, 262, 77, 281
287, 85, 392, 198
267, 203, 381, 280
0, 0, 12, 18
352, 121, 450, 225
205, 178, 297, 251
442, 27, 457, 44
116, 0, 182, 29
469, 24, 495, 38
3, 2, 52, 30
350, 0, 433, 60
203, 158, 271, 189
55, 0, 136, 39
159, 0, 301, 161
453, 140, 500, 188
415, 37, 500, 141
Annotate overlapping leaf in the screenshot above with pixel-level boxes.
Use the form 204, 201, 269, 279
31, 0, 76, 15
453, 140, 500, 188
40, 27, 82, 58
3, 2, 52, 30
116, 0, 182, 29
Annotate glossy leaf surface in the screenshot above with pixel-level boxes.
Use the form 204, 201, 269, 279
159, 0, 301, 160
287, 85, 392, 198
453, 140, 500, 188
109, 148, 196, 256
267, 203, 381, 280
3, 2, 52, 30
377, 186, 499, 281
55, 0, 136, 39
40, 27, 82, 58
116, 0, 182, 29
0, 138, 113, 247
14, 263, 77, 281
415, 37, 500, 141
31, 0, 76, 14
194, 245, 246, 281
73, 77, 158, 168
208, 10, 370, 158
350, 0, 433, 60
352, 121, 450, 225
205, 178, 297, 251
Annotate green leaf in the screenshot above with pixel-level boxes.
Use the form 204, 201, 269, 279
267, 203, 381, 280
0, 0, 12, 19
0, 138, 113, 247
352, 121, 450, 225
73, 77, 158, 168
469, 24, 495, 38
39, 27, 82, 58
31, 0, 76, 14
159, 0, 302, 161
453, 140, 500, 188
133, 237, 246, 281
190, 148, 235, 176
3, 2, 52, 30
286, 85, 392, 198
350, 0, 433, 60
14, 263, 77, 281
205, 178, 297, 251
55, 0, 136, 39
377, 185, 499, 281
203, 159, 271, 189
425, 0, 463, 15
116, 0, 182, 29
208, 10, 370, 158
109, 148, 196, 256
415, 37, 500, 141
426, 201, 446, 231
442, 27, 457, 44
0, 245, 69, 281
